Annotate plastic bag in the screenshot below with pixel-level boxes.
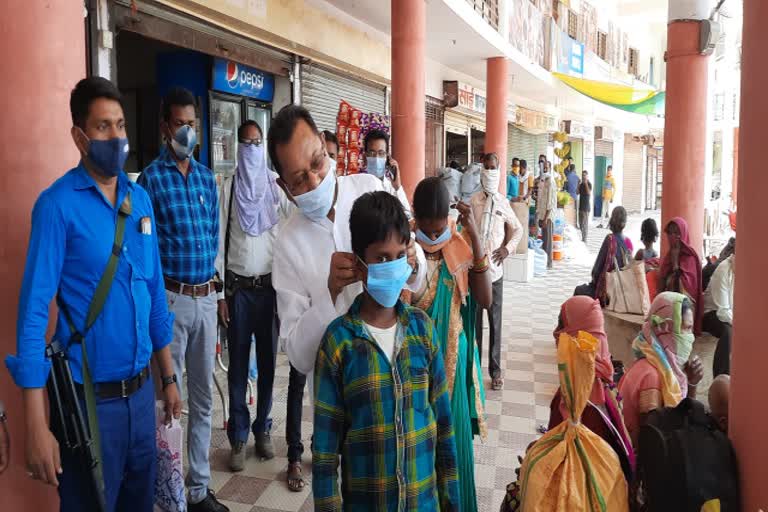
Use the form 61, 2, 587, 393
154, 402, 187, 512
518, 332, 628, 512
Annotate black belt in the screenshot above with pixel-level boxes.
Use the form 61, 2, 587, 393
77, 366, 150, 400
226, 271, 272, 291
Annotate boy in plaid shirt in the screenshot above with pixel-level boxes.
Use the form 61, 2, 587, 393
313, 191, 459, 511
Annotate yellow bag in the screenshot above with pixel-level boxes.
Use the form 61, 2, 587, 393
518, 331, 629, 512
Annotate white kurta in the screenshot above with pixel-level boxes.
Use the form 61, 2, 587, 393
272, 173, 427, 396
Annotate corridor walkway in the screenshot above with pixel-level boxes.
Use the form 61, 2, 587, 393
197, 219, 624, 511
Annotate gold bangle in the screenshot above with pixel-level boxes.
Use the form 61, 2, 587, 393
472, 255, 489, 272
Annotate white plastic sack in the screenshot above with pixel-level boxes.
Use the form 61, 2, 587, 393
154, 401, 187, 512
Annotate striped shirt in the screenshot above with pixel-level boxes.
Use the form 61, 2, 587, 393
138, 147, 219, 284
313, 297, 459, 512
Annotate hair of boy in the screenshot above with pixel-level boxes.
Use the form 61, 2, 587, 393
350, 191, 410, 259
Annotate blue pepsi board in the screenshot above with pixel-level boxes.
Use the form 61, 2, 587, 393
212, 58, 274, 102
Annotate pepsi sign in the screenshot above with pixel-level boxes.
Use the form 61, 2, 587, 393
212, 58, 275, 102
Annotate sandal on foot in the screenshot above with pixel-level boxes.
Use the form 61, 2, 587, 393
287, 462, 305, 492
492, 377, 504, 390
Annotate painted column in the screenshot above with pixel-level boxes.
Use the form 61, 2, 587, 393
0, 1, 85, 509
730, 0, 768, 508
391, 0, 426, 198
660, 0, 714, 255
486, 57, 509, 194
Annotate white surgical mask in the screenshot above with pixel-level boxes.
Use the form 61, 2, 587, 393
293, 156, 337, 222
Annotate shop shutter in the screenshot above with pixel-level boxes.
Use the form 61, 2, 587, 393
507, 125, 548, 169
301, 63, 386, 132
445, 110, 471, 136
425, 97, 445, 177
623, 136, 645, 213
595, 139, 613, 158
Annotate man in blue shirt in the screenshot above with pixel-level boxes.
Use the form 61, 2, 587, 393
138, 87, 225, 512
507, 157, 520, 202
5, 77, 179, 511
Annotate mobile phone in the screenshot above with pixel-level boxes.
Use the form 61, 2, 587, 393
386, 157, 397, 181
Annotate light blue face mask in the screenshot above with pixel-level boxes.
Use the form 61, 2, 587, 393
416, 227, 451, 247
359, 255, 412, 307
171, 125, 197, 160
293, 156, 336, 222
367, 156, 387, 178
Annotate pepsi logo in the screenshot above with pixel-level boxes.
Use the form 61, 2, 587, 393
226, 61, 239, 88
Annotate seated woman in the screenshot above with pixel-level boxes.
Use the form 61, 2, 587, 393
657, 217, 703, 333
548, 296, 635, 479
618, 292, 704, 444
589, 206, 634, 306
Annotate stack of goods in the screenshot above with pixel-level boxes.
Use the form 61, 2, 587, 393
335, 100, 390, 175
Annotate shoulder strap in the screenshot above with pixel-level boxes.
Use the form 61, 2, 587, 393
58, 190, 132, 507
224, 177, 235, 275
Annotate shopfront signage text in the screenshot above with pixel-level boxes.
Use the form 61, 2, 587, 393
212, 58, 274, 101
514, 106, 557, 132
458, 83, 486, 114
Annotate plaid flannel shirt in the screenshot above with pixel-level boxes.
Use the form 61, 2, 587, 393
138, 146, 219, 284
313, 297, 459, 512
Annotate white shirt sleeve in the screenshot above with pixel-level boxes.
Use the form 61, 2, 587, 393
710, 260, 734, 324
395, 184, 412, 217
273, 238, 339, 376
215, 177, 231, 301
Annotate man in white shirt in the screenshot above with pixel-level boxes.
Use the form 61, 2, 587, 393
703, 252, 735, 376
469, 153, 524, 390
268, 105, 426, 489
362, 129, 412, 217
215, 120, 293, 472
536, 160, 558, 269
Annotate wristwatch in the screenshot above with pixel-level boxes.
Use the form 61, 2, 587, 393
161, 374, 178, 390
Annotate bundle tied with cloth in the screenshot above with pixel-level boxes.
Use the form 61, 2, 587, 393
518, 330, 629, 512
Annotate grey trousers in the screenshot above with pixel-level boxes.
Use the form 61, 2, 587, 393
166, 290, 217, 504
542, 218, 554, 269
579, 210, 590, 242
476, 277, 504, 379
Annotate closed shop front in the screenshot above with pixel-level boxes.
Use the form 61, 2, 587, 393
595, 139, 614, 159
507, 125, 548, 171
623, 135, 646, 213
301, 63, 387, 132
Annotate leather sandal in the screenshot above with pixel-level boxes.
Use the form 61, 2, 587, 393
287, 461, 305, 492
492, 376, 504, 391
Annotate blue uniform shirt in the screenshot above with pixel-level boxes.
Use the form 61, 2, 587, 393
506, 173, 520, 200
6, 164, 174, 388
138, 146, 219, 285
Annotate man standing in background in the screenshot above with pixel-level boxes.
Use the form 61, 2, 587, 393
363, 129, 411, 216
600, 165, 616, 226
506, 157, 520, 203
578, 170, 592, 242
139, 87, 227, 512
216, 120, 294, 472
536, 159, 558, 269
471, 153, 524, 390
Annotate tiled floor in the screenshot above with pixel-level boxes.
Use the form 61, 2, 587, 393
187, 217, 625, 511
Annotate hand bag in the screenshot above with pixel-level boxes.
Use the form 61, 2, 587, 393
606, 256, 650, 316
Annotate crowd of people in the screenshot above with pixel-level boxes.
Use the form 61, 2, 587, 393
3, 75, 738, 512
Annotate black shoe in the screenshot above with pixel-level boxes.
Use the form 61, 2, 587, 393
189, 489, 230, 512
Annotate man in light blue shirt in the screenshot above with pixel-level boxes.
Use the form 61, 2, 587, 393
5, 77, 179, 511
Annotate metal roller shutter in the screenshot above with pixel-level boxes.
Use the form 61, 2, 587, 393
507, 125, 548, 169
301, 63, 387, 132
595, 139, 613, 158
445, 110, 471, 136
623, 136, 645, 213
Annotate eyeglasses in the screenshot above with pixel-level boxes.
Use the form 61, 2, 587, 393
365, 149, 387, 158
239, 138, 263, 146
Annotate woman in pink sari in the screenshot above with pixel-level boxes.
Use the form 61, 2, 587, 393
658, 218, 703, 334
618, 292, 704, 444
548, 296, 635, 479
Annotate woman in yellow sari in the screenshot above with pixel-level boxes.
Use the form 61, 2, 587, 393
411, 177, 492, 512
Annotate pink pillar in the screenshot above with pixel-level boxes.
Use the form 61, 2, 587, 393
391, 0, 426, 199
486, 57, 509, 195
0, 1, 85, 508
660, 21, 709, 256
730, 0, 768, 507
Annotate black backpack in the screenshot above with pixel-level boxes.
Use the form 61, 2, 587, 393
637, 398, 740, 512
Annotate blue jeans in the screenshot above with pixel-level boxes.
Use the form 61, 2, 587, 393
57, 376, 156, 512
226, 286, 277, 444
